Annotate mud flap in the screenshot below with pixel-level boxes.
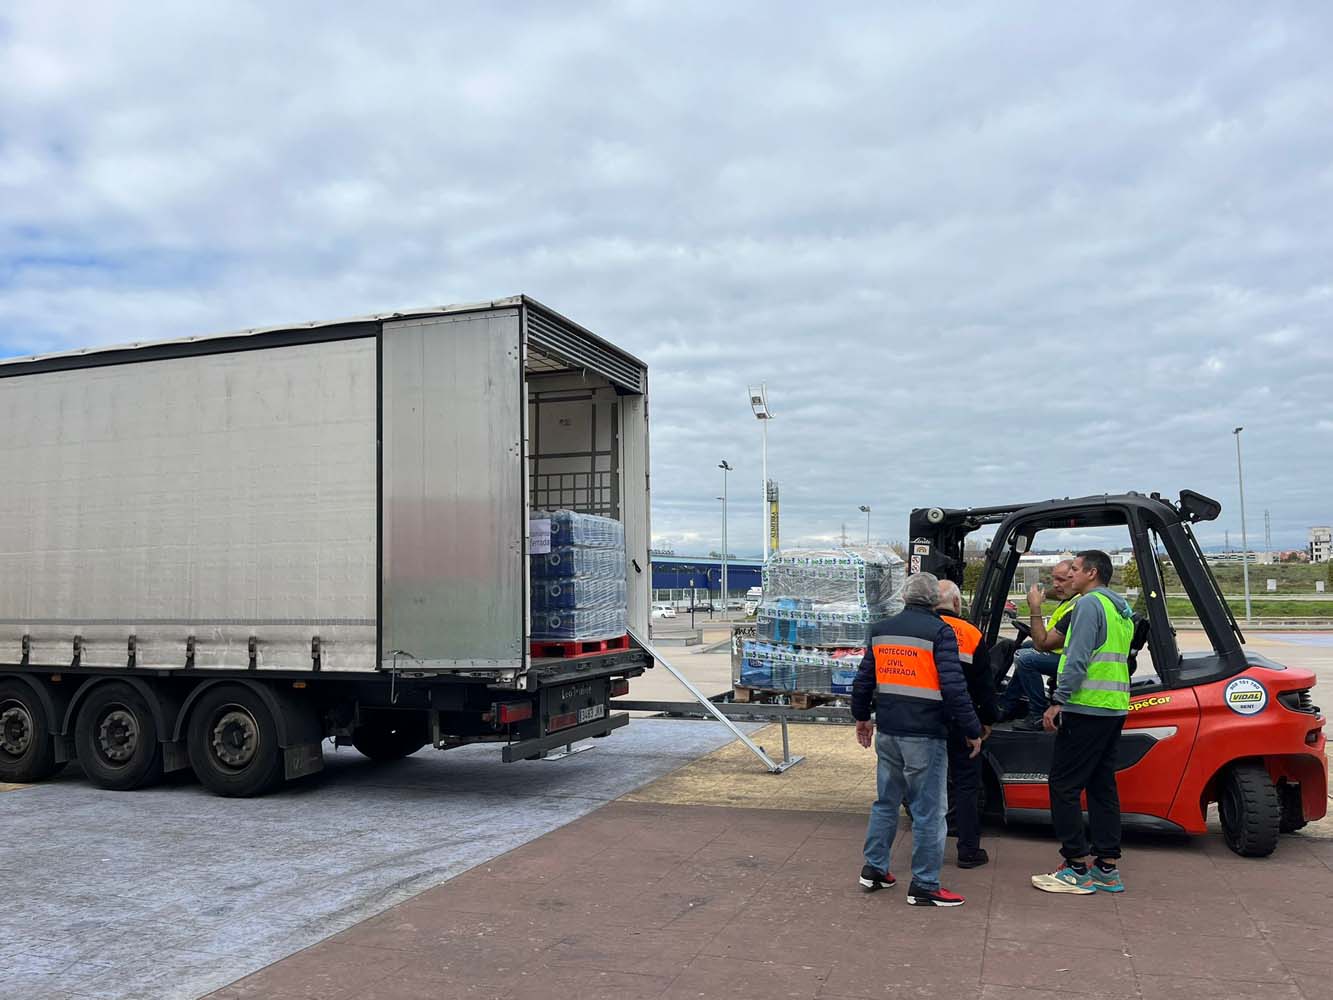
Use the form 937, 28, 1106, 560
284, 742, 325, 780
162, 740, 190, 774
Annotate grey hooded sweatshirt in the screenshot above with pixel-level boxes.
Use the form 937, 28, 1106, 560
1051, 586, 1134, 717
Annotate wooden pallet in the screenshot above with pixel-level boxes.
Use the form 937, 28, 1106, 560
732, 686, 839, 711
531, 633, 631, 658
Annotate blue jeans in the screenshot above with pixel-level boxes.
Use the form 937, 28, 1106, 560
863, 732, 948, 890
1013, 647, 1061, 715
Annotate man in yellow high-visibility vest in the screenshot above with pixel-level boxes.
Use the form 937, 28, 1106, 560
1032, 549, 1135, 896
1001, 559, 1078, 729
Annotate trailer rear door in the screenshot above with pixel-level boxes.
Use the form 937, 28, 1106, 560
380, 310, 526, 674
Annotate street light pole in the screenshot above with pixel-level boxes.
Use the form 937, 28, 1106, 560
1233, 427, 1252, 621
859, 505, 871, 545
719, 460, 733, 619
748, 385, 772, 561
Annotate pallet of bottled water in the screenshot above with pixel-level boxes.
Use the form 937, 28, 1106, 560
735, 546, 904, 696
529, 509, 628, 642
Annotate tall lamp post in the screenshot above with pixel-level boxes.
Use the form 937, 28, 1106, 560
1233, 427, 1252, 621
719, 460, 732, 618
859, 505, 871, 545
748, 385, 773, 561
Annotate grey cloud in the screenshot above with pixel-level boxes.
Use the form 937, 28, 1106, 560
2, 1, 1331, 554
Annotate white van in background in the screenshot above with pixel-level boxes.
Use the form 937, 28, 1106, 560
743, 586, 763, 617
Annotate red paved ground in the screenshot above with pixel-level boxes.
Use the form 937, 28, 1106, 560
207, 801, 1333, 1000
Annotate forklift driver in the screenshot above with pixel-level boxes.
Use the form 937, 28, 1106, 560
1000, 560, 1079, 731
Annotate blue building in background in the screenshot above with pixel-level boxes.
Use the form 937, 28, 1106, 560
651, 555, 762, 602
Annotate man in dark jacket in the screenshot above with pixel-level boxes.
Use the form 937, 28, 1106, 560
853, 572, 983, 907
936, 579, 996, 869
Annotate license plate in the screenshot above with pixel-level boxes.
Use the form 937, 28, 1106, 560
577, 704, 606, 724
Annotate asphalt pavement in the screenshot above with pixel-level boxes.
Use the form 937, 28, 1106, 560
0, 718, 758, 1000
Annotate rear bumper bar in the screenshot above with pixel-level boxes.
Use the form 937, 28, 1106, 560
501, 711, 629, 762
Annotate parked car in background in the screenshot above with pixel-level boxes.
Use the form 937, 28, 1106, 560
688, 600, 714, 612
652, 603, 677, 619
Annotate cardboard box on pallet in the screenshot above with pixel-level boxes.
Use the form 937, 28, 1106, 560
737, 546, 905, 695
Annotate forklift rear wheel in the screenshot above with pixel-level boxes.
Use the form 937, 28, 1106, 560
351, 717, 429, 761
1219, 762, 1281, 857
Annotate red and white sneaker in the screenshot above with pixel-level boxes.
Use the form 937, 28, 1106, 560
858, 865, 897, 891
906, 883, 965, 907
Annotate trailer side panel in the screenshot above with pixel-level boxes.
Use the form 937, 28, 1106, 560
0, 338, 378, 671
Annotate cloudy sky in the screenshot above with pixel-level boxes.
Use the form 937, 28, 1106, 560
3, 2, 1330, 557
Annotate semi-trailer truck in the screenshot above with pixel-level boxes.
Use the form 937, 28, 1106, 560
0, 296, 653, 796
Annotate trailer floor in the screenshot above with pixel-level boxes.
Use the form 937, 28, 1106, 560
0, 718, 759, 1000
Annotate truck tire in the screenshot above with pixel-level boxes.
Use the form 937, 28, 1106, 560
74, 682, 164, 791
1219, 762, 1281, 857
351, 717, 429, 761
187, 684, 284, 797
1278, 782, 1308, 834
0, 679, 64, 783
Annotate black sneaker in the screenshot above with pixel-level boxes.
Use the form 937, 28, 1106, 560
957, 848, 990, 869
906, 883, 966, 906
859, 865, 897, 891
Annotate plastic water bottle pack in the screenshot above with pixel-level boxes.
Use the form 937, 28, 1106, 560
529, 510, 628, 642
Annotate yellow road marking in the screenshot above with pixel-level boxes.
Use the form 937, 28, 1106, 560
0, 782, 33, 792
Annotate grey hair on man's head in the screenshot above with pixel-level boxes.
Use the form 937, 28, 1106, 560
902, 572, 940, 607
935, 579, 962, 611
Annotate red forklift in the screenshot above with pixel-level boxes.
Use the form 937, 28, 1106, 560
910, 489, 1327, 856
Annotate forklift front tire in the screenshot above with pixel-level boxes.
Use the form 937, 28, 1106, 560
1219, 762, 1281, 857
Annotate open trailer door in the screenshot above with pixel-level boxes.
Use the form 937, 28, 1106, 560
379, 308, 528, 677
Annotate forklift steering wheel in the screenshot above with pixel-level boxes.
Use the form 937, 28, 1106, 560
1012, 619, 1032, 643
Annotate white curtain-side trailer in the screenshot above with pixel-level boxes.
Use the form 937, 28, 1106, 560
0, 297, 653, 795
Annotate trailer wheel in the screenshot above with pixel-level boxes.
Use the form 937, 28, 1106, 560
187, 684, 283, 797
74, 682, 164, 791
0, 679, 63, 783
1219, 762, 1281, 857
1278, 781, 1308, 834
351, 716, 429, 761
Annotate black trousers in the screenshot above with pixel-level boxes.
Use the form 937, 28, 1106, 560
1049, 711, 1125, 861
947, 734, 983, 857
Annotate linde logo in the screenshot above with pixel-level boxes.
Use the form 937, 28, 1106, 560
1223, 677, 1267, 716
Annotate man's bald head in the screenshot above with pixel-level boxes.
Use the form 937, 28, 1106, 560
935, 579, 963, 615
1051, 559, 1075, 599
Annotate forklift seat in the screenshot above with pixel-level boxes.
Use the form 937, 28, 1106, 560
1127, 613, 1150, 676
